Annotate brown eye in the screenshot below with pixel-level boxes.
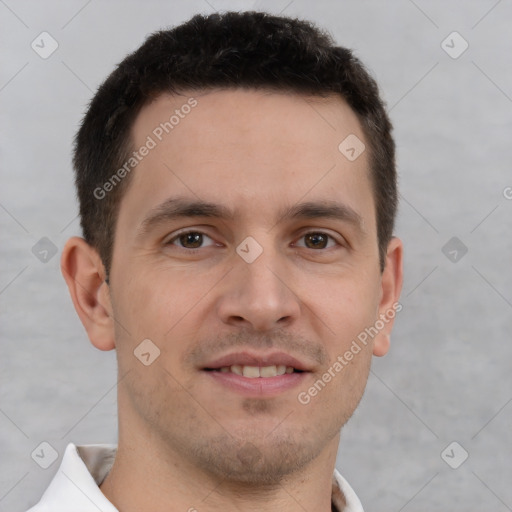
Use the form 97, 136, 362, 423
295, 232, 338, 250
167, 231, 215, 249
304, 233, 329, 249
179, 232, 203, 248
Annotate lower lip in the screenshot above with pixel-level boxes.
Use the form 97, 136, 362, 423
204, 370, 308, 397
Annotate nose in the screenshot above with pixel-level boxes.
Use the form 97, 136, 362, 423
216, 242, 301, 332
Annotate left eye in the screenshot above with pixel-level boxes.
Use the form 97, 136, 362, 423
166, 231, 216, 249
294, 232, 338, 250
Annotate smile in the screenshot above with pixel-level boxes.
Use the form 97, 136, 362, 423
209, 365, 300, 378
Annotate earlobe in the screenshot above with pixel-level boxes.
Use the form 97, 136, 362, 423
60, 236, 116, 351
373, 333, 390, 357
372, 237, 403, 357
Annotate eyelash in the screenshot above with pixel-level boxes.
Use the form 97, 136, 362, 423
164, 229, 342, 252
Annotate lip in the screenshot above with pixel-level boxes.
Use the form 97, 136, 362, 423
201, 350, 313, 398
205, 370, 308, 397
202, 351, 312, 372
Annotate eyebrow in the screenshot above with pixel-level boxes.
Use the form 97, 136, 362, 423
136, 196, 364, 239
278, 200, 363, 229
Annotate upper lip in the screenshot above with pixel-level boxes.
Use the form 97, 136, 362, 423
202, 351, 313, 372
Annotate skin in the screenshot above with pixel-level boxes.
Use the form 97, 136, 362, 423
62, 88, 403, 512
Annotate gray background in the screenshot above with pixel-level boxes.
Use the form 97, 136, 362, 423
1, 0, 511, 510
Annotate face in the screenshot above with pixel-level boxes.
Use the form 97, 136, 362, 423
103, 89, 400, 483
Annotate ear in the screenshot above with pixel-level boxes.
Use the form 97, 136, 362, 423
372, 236, 403, 357
61, 236, 116, 351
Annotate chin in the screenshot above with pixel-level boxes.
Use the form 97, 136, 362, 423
187, 423, 335, 486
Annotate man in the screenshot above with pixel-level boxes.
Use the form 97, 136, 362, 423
27, 10, 402, 512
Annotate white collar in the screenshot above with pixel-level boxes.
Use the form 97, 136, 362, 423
26, 443, 363, 512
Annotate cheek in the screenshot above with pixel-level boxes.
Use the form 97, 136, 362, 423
320, 277, 379, 399
111, 272, 198, 406
116, 266, 195, 333
304, 273, 381, 348
112, 265, 219, 370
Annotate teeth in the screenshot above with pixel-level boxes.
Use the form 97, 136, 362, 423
242, 366, 260, 378
231, 364, 243, 376
260, 365, 277, 377
217, 365, 296, 377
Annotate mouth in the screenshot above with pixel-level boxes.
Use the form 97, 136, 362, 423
204, 364, 303, 378
201, 351, 312, 396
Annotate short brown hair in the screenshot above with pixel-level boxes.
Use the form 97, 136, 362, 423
73, 11, 397, 275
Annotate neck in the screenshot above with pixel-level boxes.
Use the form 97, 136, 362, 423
100, 420, 340, 512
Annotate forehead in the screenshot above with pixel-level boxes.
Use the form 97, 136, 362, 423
119, 88, 374, 234
133, 88, 364, 157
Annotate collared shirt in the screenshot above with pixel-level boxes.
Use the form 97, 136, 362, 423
26, 443, 364, 512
